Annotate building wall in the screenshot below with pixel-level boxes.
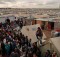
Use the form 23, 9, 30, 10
54, 22, 60, 30
32, 20, 36, 25
36, 20, 42, 25
32, 20, 42, 25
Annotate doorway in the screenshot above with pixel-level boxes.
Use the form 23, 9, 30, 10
48, 22, 54, 30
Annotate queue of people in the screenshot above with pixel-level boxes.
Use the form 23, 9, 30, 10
0, 18, 41, 57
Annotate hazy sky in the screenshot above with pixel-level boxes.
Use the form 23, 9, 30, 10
0, 0, 59, 8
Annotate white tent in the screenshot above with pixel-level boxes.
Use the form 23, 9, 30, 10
50, 37, 60, 57
0, 14, 16, 23
21, 24, 46, 43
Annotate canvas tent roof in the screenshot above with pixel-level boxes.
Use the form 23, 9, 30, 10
35, 18, 60, 22
50, 37, 60, 56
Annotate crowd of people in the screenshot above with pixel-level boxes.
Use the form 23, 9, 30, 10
0, 18, 41, 57
0, 18, 58, 57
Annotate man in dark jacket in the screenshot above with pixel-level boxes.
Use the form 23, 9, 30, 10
36, 27, 43, 45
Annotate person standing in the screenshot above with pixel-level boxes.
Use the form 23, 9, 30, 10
1, 42, 6, 57
36, 27, 43, 45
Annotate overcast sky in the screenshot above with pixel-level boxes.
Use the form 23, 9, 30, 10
0, 0, 59, 8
